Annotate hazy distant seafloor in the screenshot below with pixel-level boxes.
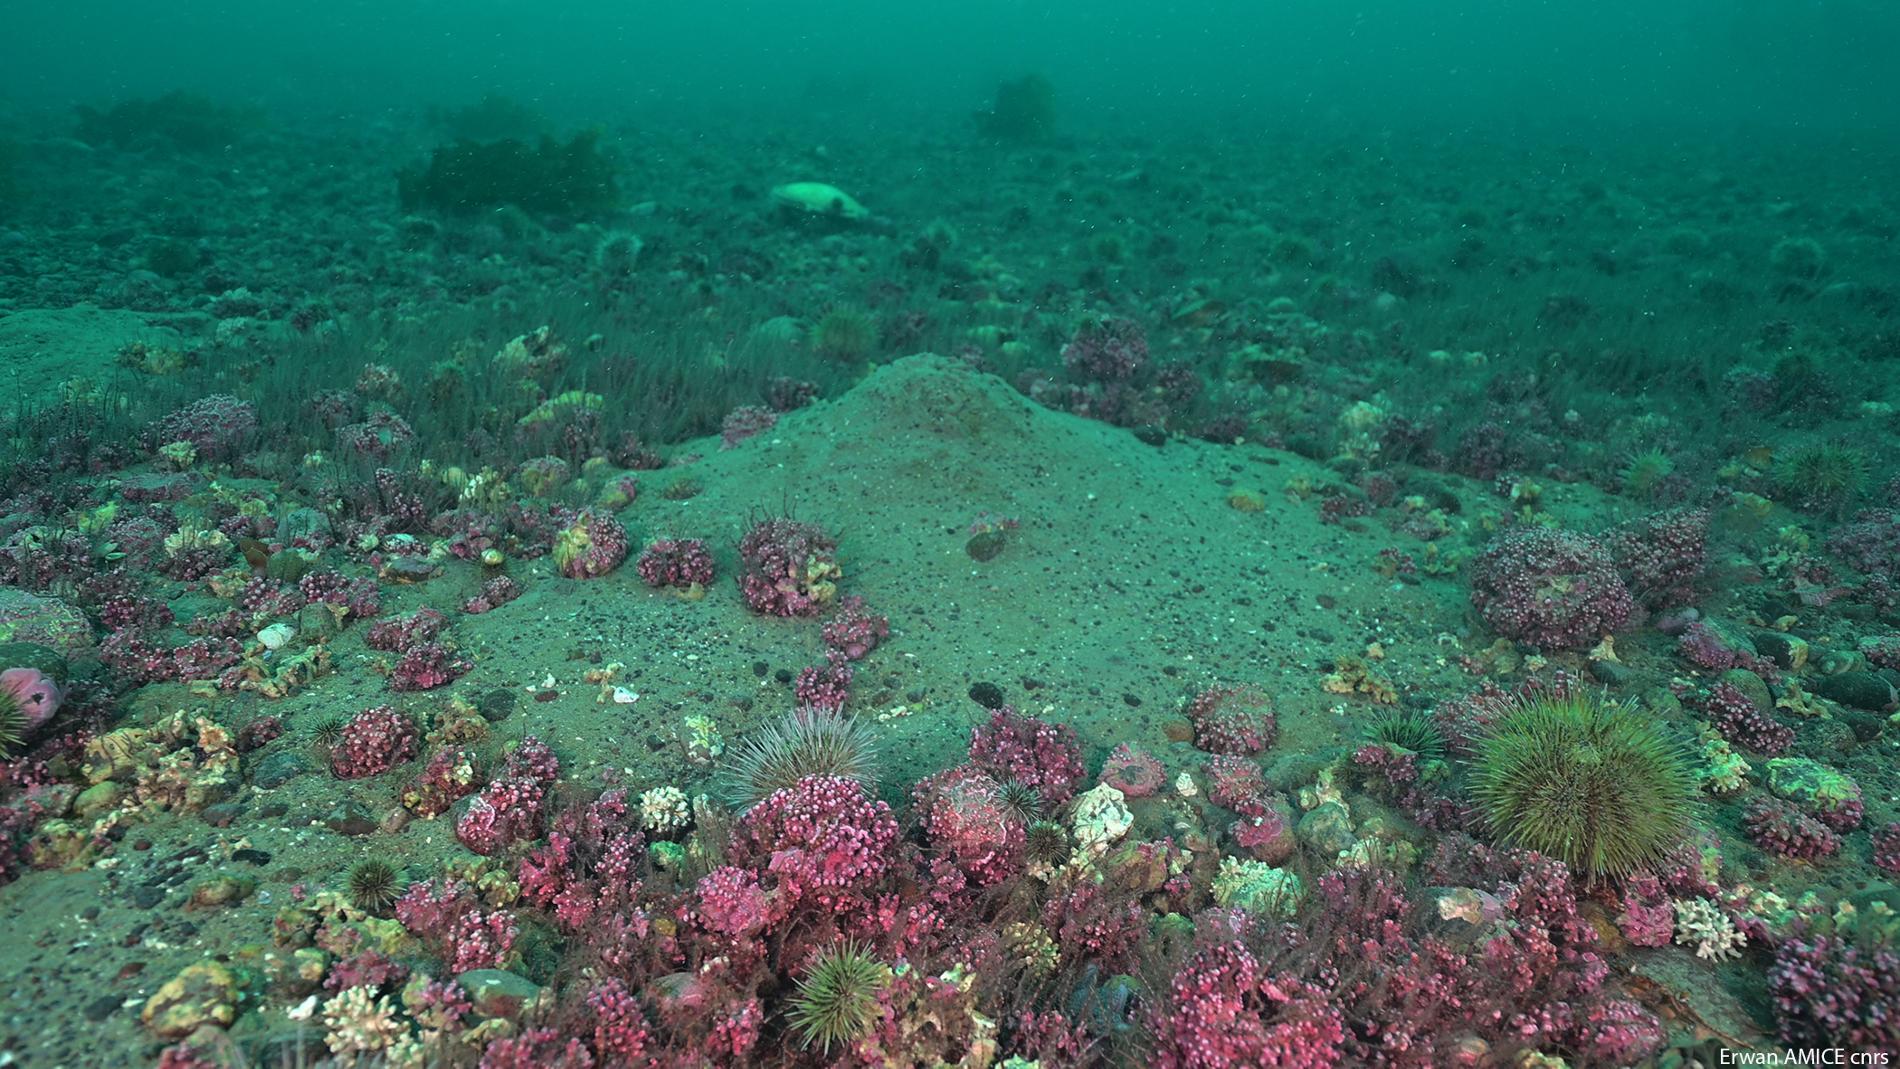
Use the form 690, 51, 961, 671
0, 106, 1895, 1068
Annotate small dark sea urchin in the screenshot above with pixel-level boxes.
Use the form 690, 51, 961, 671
995, 778, 1044, 825
348, 859, 402, 914
311, 715, 346, 751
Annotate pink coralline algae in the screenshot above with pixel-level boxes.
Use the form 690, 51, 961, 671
720, 404, 779, 449
1149, 940, 1345, 1069
1873, 822, 1900, 876
335, 410, 417, 461
298, 571, 382, 619
1745, 799, 1840, 861
364, 608, 448, 652
477, 1028, 593, 1069
150, 394, 257, 462
736, 517, 840, 617
1469, 526, 1633, 650
1042, 873, 1149, 970
462, 575, 522, 615
99, 594, 171, 633
515, 788, 646, 932
692, 865, 774, 938
1099, 742, 1166, 798
1231, 802, 1297, 865
635, 538, 715, 590
1615, 875, 1675, 948
792, 657, 853, 713
726, 775, 899, 916
1676, 621, 1778, 679
388, 641, 471, 692
912, 764, 1026, 886
0, 528, 99, 591
1184, 685, 1277, 755
821, 595, 889, 661
585, 978, 656, 1064
1062, 316, 1150, 383
1768, 933, 1900, 1051
0, 668, 62, 734
1203, 754, 1270, 818
1293, 853, 1662, 1065
1827, 508, 1900, 577
322, 948, 408, 993
99, 631, 241, 685
394, 878, 518, 973
1607, 507, 1710, 610
402, 747, 481, 818
1697, 680, 1794, 755
329, 705, 420, 779
456, 737, 560, 855
551, 510, 628, 579
967, 707, 1085, 804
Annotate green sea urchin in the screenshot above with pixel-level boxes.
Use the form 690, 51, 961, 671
1362, 708, 1446, 761
787, 940, 889, 1054
813, 307, 876, 363
1619, 448, 1674, 500
0, 694, 26, 756
719, 710, 880, 812
1773, 443, 1866, 518
1470, 691, 1696, 883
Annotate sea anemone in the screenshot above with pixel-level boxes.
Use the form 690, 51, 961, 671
347, 859, 402, 914
718, 709, 880, 812
787, 940, 889, 1053
1470, 691, 1696, 884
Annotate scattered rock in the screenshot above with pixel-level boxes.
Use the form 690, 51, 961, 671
769, 181, 869, 222
966, 530, 1007, 561
1296, 801, 1356, 857
251, 751, 312, 789
968, 681, 1006, 709
322, 801, 378, 836
1716, 669, 1773, 714
141, 961, 239, 1038
475, 689, 517, 723
1752, 632, 1809, 671
72, 780, 123, 820
457, 969, 541, 1018
0, 589, 94, 652
188, 875, 256, 910
1588, 659, 1633, 687
1808, 671, 1898, 713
